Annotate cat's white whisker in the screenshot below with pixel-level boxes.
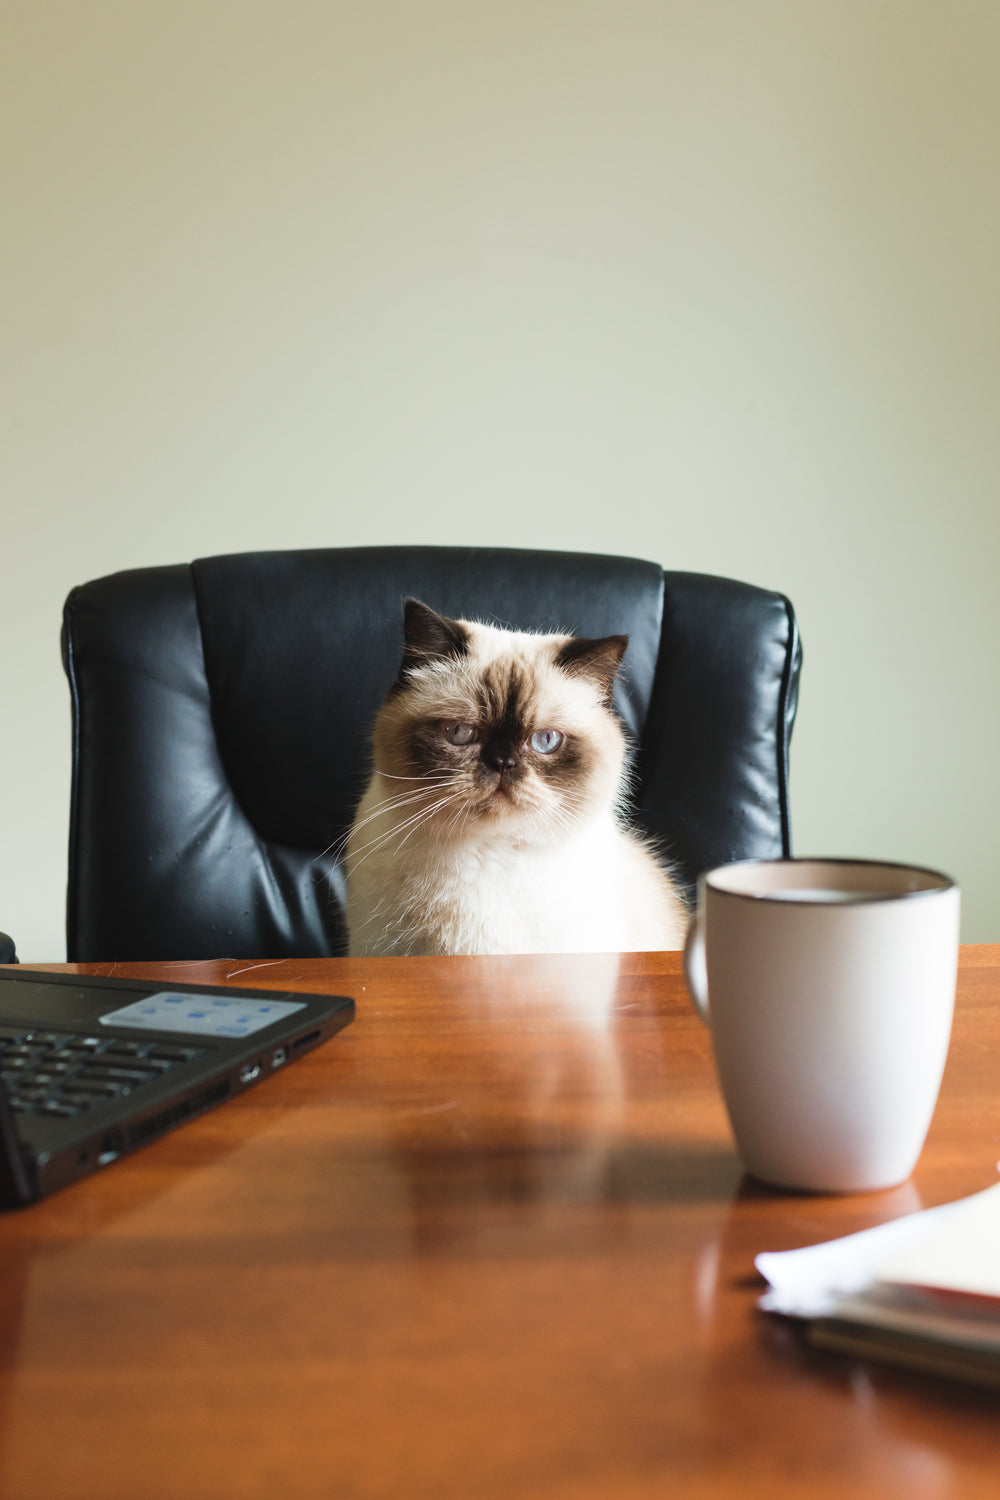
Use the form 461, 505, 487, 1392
344, 789, 466, 870
390, 793, 467, 856
372, 768, 455, 783
314, 782, 454, 863
345, 807, 449, 867
343, 784, 455, 838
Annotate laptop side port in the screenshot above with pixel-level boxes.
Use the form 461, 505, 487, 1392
271, 1047, 288, 1069
291, 1029, 322, 1053
238, 1062, 262, 1085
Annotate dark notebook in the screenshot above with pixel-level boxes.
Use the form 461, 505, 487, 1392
0, 968, 354, 1205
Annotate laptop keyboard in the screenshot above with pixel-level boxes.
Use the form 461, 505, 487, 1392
0, 1026, 206, 1118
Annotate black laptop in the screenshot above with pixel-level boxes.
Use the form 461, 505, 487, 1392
0, 968, 354, 1206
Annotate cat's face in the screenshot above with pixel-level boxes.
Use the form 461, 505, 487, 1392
371, 600, 629, 846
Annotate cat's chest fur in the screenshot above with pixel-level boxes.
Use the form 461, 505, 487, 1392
346, 780, 686, 957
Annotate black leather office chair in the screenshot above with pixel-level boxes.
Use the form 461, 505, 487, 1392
0, 935, 16, 965
62, 546, 802, 961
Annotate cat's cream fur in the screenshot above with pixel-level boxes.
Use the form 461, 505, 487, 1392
345, 601, 687, 956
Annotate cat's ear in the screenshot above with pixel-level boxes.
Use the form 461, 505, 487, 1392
392, 599, 470, 690
555, 634, 628, 704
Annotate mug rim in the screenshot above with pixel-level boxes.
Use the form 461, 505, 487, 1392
700, 856, 957, 905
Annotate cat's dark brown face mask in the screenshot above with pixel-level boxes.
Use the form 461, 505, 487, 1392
371, 601, 629, 842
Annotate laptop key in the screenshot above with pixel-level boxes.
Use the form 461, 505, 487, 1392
101, 1040, 157, 1059
148, 1045, 206, 1063
76, 1066, 160, 1086
59, 1091, 116, 1110
61, 1078, 128, 1097
24, 1071, 76, 1089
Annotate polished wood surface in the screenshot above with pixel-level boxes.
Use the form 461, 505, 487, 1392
1, 946, 999, 1498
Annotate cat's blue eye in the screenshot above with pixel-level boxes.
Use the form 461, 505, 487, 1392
442, 721, 477, 746
529, 729, 565, 755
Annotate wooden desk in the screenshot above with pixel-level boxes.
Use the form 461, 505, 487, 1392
1, 947, 998, 1498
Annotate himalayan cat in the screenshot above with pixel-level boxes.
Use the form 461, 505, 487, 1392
344, 600, 688, 956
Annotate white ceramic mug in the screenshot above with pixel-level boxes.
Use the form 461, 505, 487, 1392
683, 858, 960, 1193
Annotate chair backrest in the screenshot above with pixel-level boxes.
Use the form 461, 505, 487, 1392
62, 546, 801, 961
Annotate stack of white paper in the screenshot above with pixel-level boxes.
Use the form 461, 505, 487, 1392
756, 1181, 1000, 1387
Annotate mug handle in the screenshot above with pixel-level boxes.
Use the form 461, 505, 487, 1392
683, 909, 710, 1025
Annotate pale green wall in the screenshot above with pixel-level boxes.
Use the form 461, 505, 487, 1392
3, 1, 998, 959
